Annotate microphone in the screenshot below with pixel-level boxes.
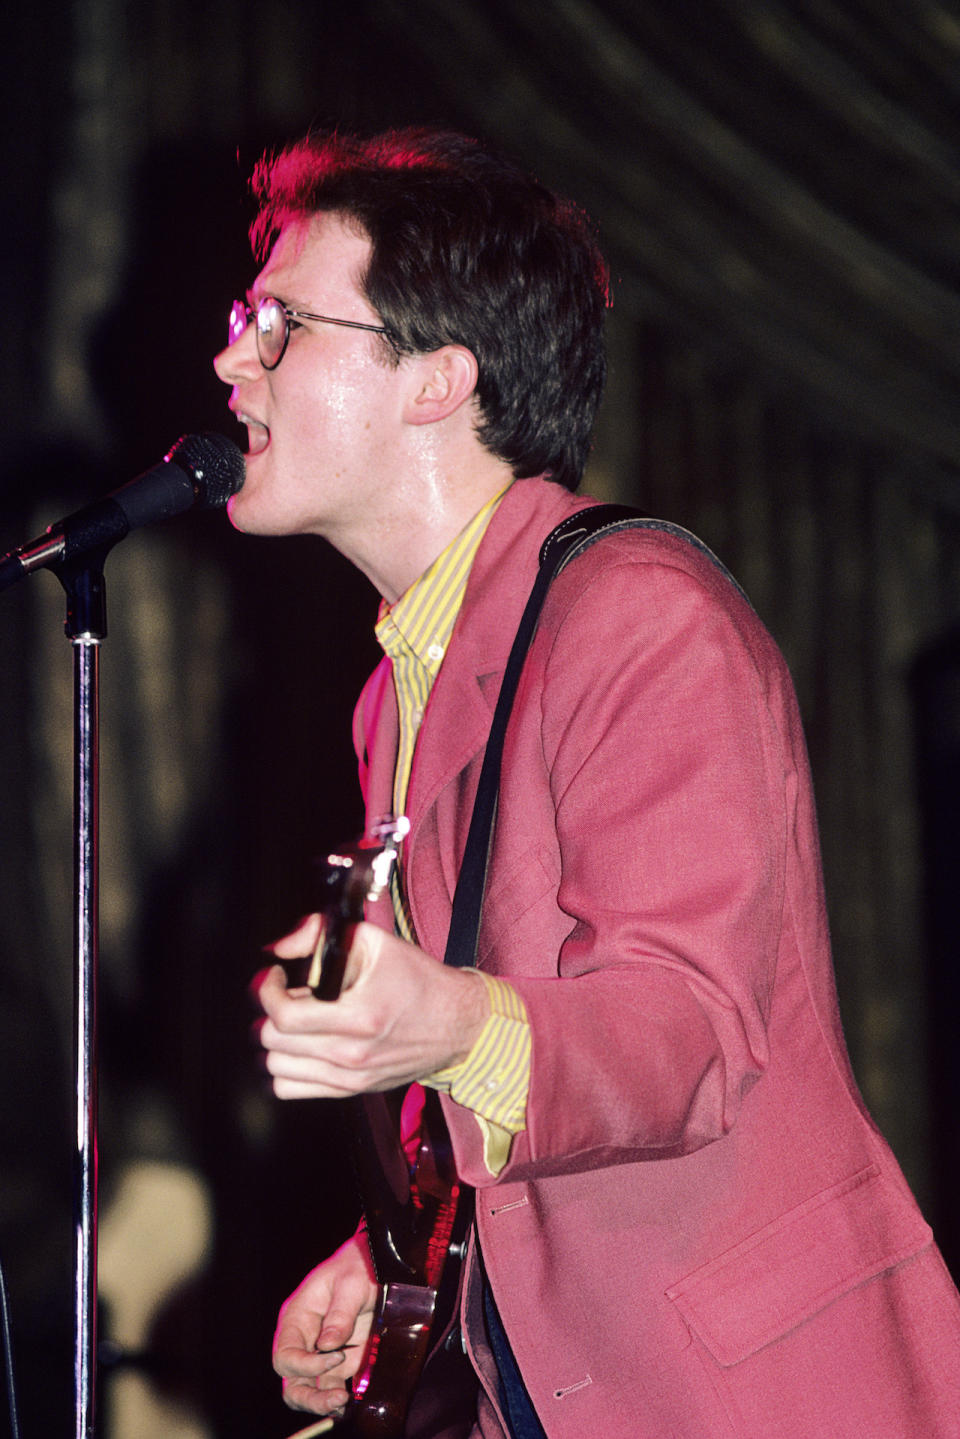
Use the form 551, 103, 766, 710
0, 432, 245, 593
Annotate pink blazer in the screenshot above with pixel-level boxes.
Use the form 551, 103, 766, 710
354, 478, 960, 1438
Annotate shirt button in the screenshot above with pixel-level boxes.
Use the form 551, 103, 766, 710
427, 643, 445, 663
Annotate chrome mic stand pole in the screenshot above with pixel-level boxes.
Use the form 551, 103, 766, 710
58, 557, 108, 1439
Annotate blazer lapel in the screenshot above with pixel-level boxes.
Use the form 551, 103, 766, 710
400, 479, 592, 955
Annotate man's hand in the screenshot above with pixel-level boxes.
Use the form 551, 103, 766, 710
254, 918, 489, 1098
274, 1235, 378, 1418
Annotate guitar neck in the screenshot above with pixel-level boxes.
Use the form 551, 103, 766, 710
301, 823, 469, 1290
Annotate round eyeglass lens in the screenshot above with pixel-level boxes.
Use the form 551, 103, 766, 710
255, 298, 286, 369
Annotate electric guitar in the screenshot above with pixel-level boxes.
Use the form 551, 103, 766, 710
287, 818, 470, 1439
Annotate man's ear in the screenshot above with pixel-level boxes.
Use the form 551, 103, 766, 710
404, 345, 479, 426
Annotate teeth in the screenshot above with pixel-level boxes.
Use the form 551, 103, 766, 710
236, 411, 270, 454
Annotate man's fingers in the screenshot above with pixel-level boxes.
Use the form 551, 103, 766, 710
273, 1342, 336, 1379
274, 1338, 354, 1378
268, 913, 324, 958
317, 1306, 365, 1352
281, 1373, 350, 1417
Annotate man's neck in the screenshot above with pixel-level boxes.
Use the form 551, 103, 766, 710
337, 462, 516, 603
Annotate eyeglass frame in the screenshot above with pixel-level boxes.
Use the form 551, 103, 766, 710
228, 296, 392, 371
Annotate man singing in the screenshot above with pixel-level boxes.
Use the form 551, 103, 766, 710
215, 128, 960, 1437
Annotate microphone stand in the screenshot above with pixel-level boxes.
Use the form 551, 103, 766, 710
1, 433, 243, 1436
56, 553, 109, 1439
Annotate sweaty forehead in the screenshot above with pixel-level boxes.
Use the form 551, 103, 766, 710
253, 213, 373, 311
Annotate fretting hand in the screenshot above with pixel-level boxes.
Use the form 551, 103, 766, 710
254, 916, 489, 1098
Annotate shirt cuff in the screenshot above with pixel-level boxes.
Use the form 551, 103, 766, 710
423, 972, 530, 1158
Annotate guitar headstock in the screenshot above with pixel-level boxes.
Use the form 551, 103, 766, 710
320, 815, 410, 915
304, 816, 410, 1000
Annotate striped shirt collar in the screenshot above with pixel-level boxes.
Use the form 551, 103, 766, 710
375, 484, 511, 671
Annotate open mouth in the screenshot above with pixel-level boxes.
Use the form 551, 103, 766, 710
239, 413, 270, 456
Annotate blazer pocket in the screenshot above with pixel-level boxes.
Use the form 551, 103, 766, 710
665, 1163, 933, 1366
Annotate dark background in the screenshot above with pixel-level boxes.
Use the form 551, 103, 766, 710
1, 2, 958, 1434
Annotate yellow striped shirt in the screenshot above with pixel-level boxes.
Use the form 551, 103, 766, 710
374, 488, 530, 1173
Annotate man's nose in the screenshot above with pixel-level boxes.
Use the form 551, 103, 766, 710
214, 324, 260, 385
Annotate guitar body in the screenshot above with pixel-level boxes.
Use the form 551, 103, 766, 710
288, 821, 469, 1439
347, 1106, 472, 1437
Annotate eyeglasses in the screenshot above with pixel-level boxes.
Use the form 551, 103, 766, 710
228, 296, 390, 370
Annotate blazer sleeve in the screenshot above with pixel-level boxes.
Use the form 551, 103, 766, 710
442, 536, 803, 1185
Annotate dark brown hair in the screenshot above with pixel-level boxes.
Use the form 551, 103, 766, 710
250, 128, 609, 490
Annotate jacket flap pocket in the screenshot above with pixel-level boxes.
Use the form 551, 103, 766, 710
666, 1164, 932, 1366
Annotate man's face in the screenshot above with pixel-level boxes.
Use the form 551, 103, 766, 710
214, 212, 409, 541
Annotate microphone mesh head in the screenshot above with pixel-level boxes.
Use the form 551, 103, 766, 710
166, 433, 245, 508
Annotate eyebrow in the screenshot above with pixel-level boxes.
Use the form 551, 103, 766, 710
245, 284, 290, 303
247, 288, 314, 317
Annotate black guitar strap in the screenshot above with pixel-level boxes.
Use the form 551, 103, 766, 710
441, 505, 645, 967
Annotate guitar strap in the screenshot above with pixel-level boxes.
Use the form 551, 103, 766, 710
437, 503, 651, 1438
443, 503, 742, 969
443, 503, 637, 968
